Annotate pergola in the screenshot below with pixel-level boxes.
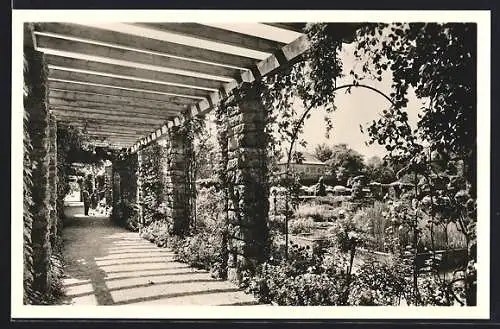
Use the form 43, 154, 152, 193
24, 21, 361, 288
28, 22, 312, 151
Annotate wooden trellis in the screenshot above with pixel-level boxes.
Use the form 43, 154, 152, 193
29, 22, 317, 150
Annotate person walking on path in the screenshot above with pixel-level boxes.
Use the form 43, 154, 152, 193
91, 189, 99, 210
82, 188, 90, 216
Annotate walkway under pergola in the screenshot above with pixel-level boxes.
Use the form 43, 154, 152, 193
28, 22, 311, 150
23, 21, 359, 298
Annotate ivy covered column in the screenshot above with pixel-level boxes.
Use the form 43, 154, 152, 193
24, 37, 52, 296
162, 125, 191, 236
224, 82, 270, 283
48, 114, 58, 247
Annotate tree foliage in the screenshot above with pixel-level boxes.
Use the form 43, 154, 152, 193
364, 155, 397, 184
313, 143, 334, 162
324, 144, 366, 185
352, 23, 476, 184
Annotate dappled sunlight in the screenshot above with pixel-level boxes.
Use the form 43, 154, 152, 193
60, 211, 258, 306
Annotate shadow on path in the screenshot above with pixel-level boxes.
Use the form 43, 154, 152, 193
59, 203, 259, 306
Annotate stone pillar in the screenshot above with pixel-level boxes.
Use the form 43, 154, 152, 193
48, 114, 58, 248
137, 149, 144, 229
225, 82, 270, 283
24, 39, 52, 296
162, 126, 191, 236
104, 164, 113, 206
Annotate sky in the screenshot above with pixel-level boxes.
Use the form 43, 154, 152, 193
296, 43, 425, 160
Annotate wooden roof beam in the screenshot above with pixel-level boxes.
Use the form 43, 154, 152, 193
48, 98, 181, 117
45, 55, 226, 91
57, 121, 157, 133
134, 23, 285, 54
50, 109, 168, 125
55, 117, 160, 129
35, 34, 244, 79
49, 90, 188, 112
85, 130, 145, 138
50, 105, 173, 122
132, 28, 311, 154
48, 69, 212, 98
35, 23, 259, 69
261, 23, 306, 33
48, 81, 198, 105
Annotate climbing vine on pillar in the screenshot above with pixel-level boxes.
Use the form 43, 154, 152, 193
138, 143, 166, 226
24, 44, 52, 300
112, 152, 140, 231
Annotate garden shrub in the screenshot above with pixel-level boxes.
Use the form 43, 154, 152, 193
349, 258, 407, 305
289, 217, 315, 235
111, 199, 141, 232
140, 221, 172, 247
246, 244, 349, 305
173, 230, 226, 278
294, 203, 336, 222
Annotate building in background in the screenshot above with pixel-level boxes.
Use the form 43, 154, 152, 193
277, 152, 328, 182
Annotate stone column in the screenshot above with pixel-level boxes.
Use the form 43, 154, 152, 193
48, 114, 58, 248
104, 164, 113, 206
25, 39, 52, 296
137, 149, 144, 229
225, 82, 270, 283
162, 126, 191, 236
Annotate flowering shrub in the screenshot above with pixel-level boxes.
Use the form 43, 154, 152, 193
172, 230, 226, 278
349, 258, 407, 305
246, 243, 348, 305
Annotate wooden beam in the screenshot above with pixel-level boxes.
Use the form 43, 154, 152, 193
135, 23, 285, 54
45, 55, 225, 91
188, 33, 310, 118
51, 105, 172, 122
49, 98, 180, 117
48, 81, 198, 105
49, 90, 188, 112
56, 117, 159, 129
35, 34, 243, 79
59, 123, 153, 134
85, 130, 144, 137
35, 23, 258, 69
83, 135, 139, 142
48, 69, 211, 98
51, 109, 167, 125
261, 23, 306, 33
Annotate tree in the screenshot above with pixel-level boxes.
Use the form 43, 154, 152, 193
364, 155, 397, 184
325, 144, 365, 185
313, 143, 334, 162
352, 23, 476, 190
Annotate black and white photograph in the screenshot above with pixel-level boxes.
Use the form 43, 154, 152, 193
12, 10, 490, 319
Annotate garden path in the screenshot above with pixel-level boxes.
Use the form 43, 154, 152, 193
59, 202, 259, 306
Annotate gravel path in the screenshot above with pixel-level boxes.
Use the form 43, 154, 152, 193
59, 203, 259, 306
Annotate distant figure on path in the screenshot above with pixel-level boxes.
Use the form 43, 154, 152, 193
82, 189, 90, 216
315, 176, 327, 197
91, 189, 99, 210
